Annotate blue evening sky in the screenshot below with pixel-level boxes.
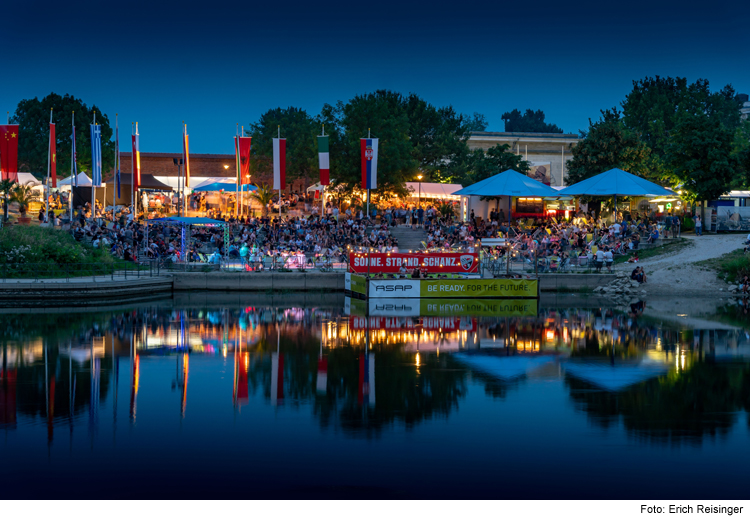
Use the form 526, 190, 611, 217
2, 0, 747, 153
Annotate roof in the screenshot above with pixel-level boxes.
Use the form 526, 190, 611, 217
119, 152, 235, 160
455, 354, 555, 380
405, 182, 463, 198
470, 131, 580, 140
103, 173, 173, 191
453, 170, 560, 197
561, 169, 677, 197
563, 360, 669, 392
149, 216, 225, 225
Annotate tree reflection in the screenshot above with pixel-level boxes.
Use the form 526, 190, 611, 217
566, 361, 750, 444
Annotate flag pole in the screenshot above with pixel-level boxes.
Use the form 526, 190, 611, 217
235, 123, 240, 218
70, 111, 75, 222
92, 111, 96, 221
46, 108, 52, 223
131, 123, 136, 222
241, 126, 244, 217
278, 125, 282, 222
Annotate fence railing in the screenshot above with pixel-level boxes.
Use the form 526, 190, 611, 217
0, 261, 161, 282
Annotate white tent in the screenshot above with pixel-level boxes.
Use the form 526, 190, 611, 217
406, 182, 463, 201
563, 360, 669, 392
455, 354, 555, 380
16, 172, 40, 186
57, 172, 92, 187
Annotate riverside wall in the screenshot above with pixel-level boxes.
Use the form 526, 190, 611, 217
0, 272, 615, 307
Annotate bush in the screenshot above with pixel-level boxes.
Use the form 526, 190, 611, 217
0, 225, 116, 267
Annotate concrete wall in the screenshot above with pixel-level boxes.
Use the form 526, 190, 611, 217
172, 271, 346, 292
539, 273, 616, 292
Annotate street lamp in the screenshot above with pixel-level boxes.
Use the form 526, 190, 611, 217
417, 174, 423, 209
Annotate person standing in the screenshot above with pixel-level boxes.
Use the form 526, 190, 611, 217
694, 214, 702, 236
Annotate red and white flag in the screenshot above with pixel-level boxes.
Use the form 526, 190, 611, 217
272, 137, 286, 190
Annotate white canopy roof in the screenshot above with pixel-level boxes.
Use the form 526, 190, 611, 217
57, 172, 92, 187
406, 182, 463, 200
16, 173, 41, 186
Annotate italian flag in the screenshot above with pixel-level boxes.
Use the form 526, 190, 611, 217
317, 135, 329, 185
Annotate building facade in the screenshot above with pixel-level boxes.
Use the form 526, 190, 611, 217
467, 131, 579, 187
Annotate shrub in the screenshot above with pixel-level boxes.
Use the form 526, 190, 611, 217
0, 225, 116, 267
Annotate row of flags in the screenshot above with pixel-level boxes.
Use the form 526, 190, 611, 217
0, 121, 380, 195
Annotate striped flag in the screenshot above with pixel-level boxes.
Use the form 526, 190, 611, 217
90, 124, 102, 186
360, 137, 378, 190
272, 137, 286, 190
183, 123, 190, 188
317, 135, 329, 185
132, 123, 141, 194
71, 115, 78, 187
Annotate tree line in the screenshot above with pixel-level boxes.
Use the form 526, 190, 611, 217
567, 76, 750, 204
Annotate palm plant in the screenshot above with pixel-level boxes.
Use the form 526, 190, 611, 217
249, 184, 276, 217
11, 184, 35, 217
0, 180, 17, 222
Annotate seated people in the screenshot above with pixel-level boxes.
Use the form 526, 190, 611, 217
628, 252, 639, 263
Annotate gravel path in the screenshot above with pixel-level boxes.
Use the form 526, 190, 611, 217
635, 233, 746, 297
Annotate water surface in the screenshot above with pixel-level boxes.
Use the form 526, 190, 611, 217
1, 295, 749, 499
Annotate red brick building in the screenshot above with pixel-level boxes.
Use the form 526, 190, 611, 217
118, 152, 310, 191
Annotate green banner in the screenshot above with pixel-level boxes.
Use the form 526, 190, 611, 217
420, 299, 538, 316
351, 274, 367, 295
420, 279, 537, 298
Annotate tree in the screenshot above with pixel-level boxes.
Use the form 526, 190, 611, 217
460, 145, 531, 187
667, 113, 741, 205
11, 93, 115, 180
501, 109, 563, 133
566, 109, 660, 186
248, 184, 276, 216
320, 90, 417, 198
622, 76, 742, 160
247, 107, 319, 191
464, 112, 488, 132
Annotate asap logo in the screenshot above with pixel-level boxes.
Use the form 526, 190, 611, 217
375, 304, 413, 312
375, 284, 413, 292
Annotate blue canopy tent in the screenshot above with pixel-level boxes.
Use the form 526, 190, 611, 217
453, 170, 559, 273
193, 181, 257, 193
560, 168, 676, 221
148, 217, 227, 263
563, 360, 669, 392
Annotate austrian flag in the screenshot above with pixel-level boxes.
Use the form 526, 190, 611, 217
317, 135, 329, 185
273, 137, 286, 190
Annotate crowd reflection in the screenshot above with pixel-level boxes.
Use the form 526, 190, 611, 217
1, 303, 749, 445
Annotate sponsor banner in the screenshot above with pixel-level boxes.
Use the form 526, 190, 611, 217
421, 279, 537, 298
349, 252, 479, 274
369, 279, 420, 298
421, 299, 538, 317
367, 298, 421, 316
351, 274, 367, 295
422, 316, 476, 332
349, 316, 417, 331
344, 296, 367, 316
366, 299, 537, 317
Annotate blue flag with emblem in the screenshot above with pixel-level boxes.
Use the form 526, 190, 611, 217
90, 124, 102, 186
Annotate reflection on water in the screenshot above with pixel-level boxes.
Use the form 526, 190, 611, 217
1, 299, 749, 499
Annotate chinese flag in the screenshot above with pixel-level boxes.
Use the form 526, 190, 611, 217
49, 123, 57, 187
0, 125, 19, 182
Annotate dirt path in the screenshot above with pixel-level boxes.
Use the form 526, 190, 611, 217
635, 233, 746, 297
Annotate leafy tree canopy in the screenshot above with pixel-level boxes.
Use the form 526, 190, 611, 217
11, 93, 115, 180
458, 145, 531, 187
247, 107, 319, 188
464, 112, 488, 132
621, 76, 742, 159
501, 109, 563, 133
566, 109, 661, 186
666, 113, 742, 202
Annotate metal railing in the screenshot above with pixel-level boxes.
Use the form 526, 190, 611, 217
0, 261, 161, 282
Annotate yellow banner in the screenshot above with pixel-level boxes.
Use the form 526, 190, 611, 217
420, 299, 538, 316
420, 279, 537, 298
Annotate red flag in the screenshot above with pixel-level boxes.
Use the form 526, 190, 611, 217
238, 137, 252, 183
0, 125, 19, 182
49, 123, 57, 187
